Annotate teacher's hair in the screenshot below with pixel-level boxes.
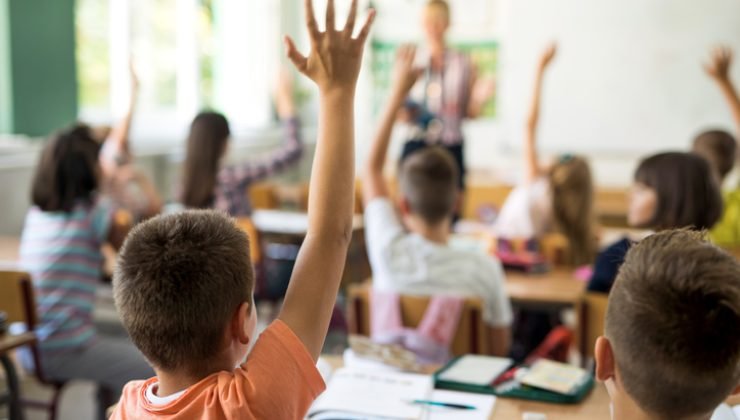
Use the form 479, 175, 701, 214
426, 0, 450, 20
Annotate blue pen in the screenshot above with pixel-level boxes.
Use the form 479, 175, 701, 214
411, 400, 476, 410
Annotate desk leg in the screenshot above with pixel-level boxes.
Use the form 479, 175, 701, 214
1, 354, 24, 420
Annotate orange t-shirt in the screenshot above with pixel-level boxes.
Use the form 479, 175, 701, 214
111, 320, 326, 419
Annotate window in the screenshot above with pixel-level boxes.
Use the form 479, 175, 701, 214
76, 0, 284, 140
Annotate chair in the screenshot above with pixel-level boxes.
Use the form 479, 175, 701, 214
579, 292, 609, 363
0, 270, 67, 420
347, 282, 490, 356
235, 217, 263, 265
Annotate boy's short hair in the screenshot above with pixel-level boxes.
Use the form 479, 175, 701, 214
606, 230, 740, 419
399, 147, 459, 225
114, 210, 253, 376
634, 152, 722, 230
32, 124, 101, 213
692, 129, 737, 180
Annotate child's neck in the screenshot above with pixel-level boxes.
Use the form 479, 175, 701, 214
406, 216, 451, 245
155, 359, 235, 397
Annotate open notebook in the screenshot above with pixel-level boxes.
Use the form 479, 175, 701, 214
308, 368, 496, 420
308, 368, 433, 419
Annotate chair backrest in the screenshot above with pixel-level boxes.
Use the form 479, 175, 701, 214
249, 183, 279, 210
0, 270, 37, 328
347, 282, 489, 356
580, 292, 609, 360
234, 218, 262, 265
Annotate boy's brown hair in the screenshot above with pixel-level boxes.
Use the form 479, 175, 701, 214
113, 210, 253, 376
606, 230, 740, 419
692, 129, 737, 181
399, 147, 459, 225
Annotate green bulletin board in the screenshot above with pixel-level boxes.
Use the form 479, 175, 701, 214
371, 39, 499, 118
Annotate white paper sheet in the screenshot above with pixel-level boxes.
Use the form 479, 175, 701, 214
425, 390, 496, 420
437, 355, 513, 386
309, 368, 433, 420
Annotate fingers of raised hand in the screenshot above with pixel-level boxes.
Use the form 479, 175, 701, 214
285, 36, 309, 75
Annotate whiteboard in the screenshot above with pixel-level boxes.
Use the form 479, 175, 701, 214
496, 0, 740, 154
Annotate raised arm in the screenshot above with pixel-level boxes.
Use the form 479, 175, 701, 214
705, 46, 740, 138
101, 59, 139, 175
467, 68, 496, 119
279, 0, 375, 360
363, 45, 422, 204
217, 71, 304, 191
523, 43, 557, 184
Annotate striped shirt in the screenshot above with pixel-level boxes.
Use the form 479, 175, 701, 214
19, 200, 112, 353
409, 50, 473, 146
214, 117, 304, 216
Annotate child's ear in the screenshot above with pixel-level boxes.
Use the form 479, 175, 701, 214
595, 336, 616, 382
453, 190, 462, 213
732, 384, 740, 396
398, 197, 411, 215
232, 302, 251, 345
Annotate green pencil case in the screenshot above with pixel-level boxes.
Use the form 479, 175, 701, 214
433, 356, 595, 404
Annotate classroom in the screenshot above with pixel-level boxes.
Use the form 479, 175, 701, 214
0, 0, 739, 419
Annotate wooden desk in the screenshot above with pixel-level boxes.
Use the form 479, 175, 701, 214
505, 269, 586, 307
0, 236, 20, 264
0, 332, 36, 353
322, 356, 612, 420
1, 332, 36, 420
251, 211, 371, 289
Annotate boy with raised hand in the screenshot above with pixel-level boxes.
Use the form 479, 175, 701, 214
362, 45, 513, 357
111, 0, 375, 418
595, 230, 740, 420
695, 46, 740, 247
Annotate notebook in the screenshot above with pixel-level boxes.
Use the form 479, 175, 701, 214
308, 368, 433, 419
426, 390, 496, 420
520, 359, 590, 396
434, 356, 594, 404
436, 355, 513, 386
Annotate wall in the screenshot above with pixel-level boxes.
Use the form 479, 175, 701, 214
7, 0, 77, 136
497, 0, 740, 155
0, 0, 12, 133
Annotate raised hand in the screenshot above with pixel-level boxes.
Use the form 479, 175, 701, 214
537, 42, 558, 71
391, 44, 423, 96
129, 56, 140, 97
284, 0, 376, 94
704, 46, 733, 82
274, 67, 296, 118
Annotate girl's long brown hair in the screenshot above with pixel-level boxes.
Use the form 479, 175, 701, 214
549, 156, 597, 266
180, 112, 231, 209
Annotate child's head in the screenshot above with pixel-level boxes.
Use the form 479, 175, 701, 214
31, 124, 102, 212
692, 129, 737, 182
181, 112, 231, 209
548, 155, 596, 266
596, 230, 740, 419
422, 0, 450, 46
398, 147, 459, 227
114, 210, 256, 378
629, 152, 722, 231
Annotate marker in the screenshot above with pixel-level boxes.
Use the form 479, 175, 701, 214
411, 400, 476, 410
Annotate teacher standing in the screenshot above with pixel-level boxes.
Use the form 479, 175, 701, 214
401, 0, 494, 191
